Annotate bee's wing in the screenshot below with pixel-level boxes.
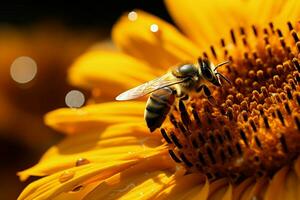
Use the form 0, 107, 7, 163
116, 73, 187, 101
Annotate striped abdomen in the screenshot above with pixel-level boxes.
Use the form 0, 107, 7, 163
145, 87, 175, 132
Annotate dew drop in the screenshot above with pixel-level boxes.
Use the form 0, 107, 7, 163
150, 24, 159, 33
139, 191, 145, 197
139, 137, 150, 150
69, 185, 84, 193
128, 11, 138, 21
109, 183, 135, 197
75, 158, 90, 166
59, 170, 75, 183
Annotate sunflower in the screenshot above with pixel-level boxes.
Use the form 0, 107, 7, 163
18, 0, 300, 199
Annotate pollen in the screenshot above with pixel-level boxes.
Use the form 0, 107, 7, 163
161, 22, 300, 181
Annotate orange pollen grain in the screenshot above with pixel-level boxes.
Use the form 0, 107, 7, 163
161, 22, 300, 181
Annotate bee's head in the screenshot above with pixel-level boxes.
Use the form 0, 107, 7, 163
198, 58, 221, 86
198, 58, 231, 87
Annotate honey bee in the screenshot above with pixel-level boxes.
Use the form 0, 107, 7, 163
116, 58, 230, 132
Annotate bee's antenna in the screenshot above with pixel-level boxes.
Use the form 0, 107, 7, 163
216, 72, 232, 85
214, 61, 230, 71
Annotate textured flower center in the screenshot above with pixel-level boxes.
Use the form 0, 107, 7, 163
161, 22, 300, 181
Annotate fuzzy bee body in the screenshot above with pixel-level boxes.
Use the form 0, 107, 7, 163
116, 58, 230, 132
145, 87, 175, 132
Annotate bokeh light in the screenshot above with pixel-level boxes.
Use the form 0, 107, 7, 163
128, 11, 138, 21
150, 23, 159, 32
65, 90, 85, 108
10, 56, 37, 84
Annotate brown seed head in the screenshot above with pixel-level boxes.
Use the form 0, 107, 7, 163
161, 22, 300, 181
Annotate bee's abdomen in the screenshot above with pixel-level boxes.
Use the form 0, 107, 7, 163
145, 87, 175, 132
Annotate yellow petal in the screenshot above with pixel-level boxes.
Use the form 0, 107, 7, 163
117, 171, 171, 200
112, 10, 201, 69
165, 0, 299, 48
264, 166, 289, 200
44, 101, 145, 134
282, 170, 298, 200
294, 157, 300, 198
165, 0, 248, 48
179, 179, 209, 200
84, 155, 174, 200
294, 156, 300, 178
18, 160, 139, 200
241, 177, 268, 200
155, 174, 207, 200
18, 143, 166, 182
68, 50, 158, 100
43, 122, 159, 166
271, 0, 300, 25
18, 123, 165, 181
232, 178, 254, 200
220, 184, 232, 200
244, 0, 300, 28
208, 178, 229, 200
53, 181, 100, 200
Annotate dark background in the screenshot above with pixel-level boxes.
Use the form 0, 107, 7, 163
0, 2, 172, 29
0, 1, 172, 199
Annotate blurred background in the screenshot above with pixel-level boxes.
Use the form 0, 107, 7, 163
0, 2, 172, 199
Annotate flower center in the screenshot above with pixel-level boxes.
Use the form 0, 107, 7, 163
161, 22, 300, 181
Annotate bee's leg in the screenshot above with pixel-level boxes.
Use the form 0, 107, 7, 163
174, 88, 189, 101
177, 92, 189, 101
196, 85, 217, 105
203, 85, 217, 105
195, 85, 204, 93
180, 94, 189, 101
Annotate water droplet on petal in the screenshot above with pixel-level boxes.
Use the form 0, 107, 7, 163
69, 185, 84, 193
139, 137, 150, 150
139, 192, 145, 197
75, 158, 90, 166
150, 24, 159, 33
128, 11, 138, 21
109, 183, 136, 197
59, 170, 75, 183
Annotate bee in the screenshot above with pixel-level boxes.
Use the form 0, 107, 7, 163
116, 58, 230, 132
